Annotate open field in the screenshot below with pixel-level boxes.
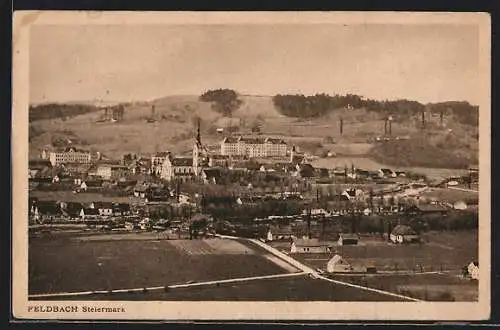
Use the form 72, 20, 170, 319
422, 188, 478, 203
328, 273, 478, 301
291, 231, 478, 273
31, 274, 407, 301
29, 236, 288, 295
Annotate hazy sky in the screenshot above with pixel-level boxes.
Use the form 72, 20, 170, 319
30, 24, 479, 104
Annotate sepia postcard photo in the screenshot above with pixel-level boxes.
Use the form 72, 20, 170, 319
12, 11, 491, 321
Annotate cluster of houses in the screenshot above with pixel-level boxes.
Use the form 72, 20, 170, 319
30, 199, 132, 223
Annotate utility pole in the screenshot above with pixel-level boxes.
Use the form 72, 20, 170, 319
339, 117, 344, 136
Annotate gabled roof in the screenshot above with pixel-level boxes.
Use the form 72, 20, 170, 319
94, 202, 114, 209
154, 152, 170, 157
293, 238, 328, 247
265, 137, 287, 145
81, 208, 100, 215
391, 225, 417, 236
339, 233, 359, 240
222, 136, 240, 144
243, 137, 265, 144
211, 154, 230, 159
171, 157, 193, 166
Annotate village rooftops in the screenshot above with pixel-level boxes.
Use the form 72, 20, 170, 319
222, 136, 287, 145
413, 203, 449, 212
154, 152, 170, 157
210, 154, 230, 159
170, 157, 193, 166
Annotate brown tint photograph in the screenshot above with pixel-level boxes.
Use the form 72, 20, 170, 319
12, 11, 491, 320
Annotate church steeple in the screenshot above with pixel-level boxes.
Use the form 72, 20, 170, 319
193, 118, 204, 177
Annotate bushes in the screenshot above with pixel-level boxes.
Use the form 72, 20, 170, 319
199, 89, 243, 117
369, 137, 471, 169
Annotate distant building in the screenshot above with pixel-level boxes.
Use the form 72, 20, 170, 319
48, 146, 93, 166
161, 156, 195, 182
338, 233, 359, 246
326, 255, 353, 273
390, 225, 420, 244
220, 136, 287, 158
290, 238, 332, 253
95, 163, 128, 180
208, 154, 230, 167
151, 152, 170, 176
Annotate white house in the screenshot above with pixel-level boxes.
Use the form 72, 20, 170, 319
326, 255, 353, 273
290, 238, 332, 254
390, 225, 420, 244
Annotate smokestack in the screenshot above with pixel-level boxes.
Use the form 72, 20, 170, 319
340, 118, 344, 136
421, 111, 426, 129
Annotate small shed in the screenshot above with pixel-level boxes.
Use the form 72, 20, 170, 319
326, 254, 353, 273
338, 233, 359, 246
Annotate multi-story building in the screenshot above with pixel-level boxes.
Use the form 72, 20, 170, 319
95, 163, 128, 180
220, 136, 287, 158
48, 147, 93, 166
160, 156, 195, 182
151, 151, 170, 176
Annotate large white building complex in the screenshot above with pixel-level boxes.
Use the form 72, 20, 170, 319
220, 136, 288, 158
43, 147, 93, 166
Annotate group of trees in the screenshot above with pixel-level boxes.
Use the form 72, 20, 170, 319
29, 103, 101, 122
271, 93, 479, 127
199, 89, 243, 117
369, 137, 472, 169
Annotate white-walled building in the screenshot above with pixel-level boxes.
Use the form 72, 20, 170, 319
220, 136, 287, 158
48, 147, 92, 166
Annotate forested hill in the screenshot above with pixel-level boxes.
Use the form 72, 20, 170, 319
272, 93, 479, 126
29, 103, 102, 122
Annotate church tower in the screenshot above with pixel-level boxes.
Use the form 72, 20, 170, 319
193, 118, 203, 176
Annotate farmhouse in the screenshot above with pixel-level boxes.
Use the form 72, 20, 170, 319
390, 225, 420, 244
338, 233, 359, 246
80, 208, 100, 220
266, 225, 294, 241
93, 202, 114, 216
290, 238, 332, 254
326, 255, 353, 273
